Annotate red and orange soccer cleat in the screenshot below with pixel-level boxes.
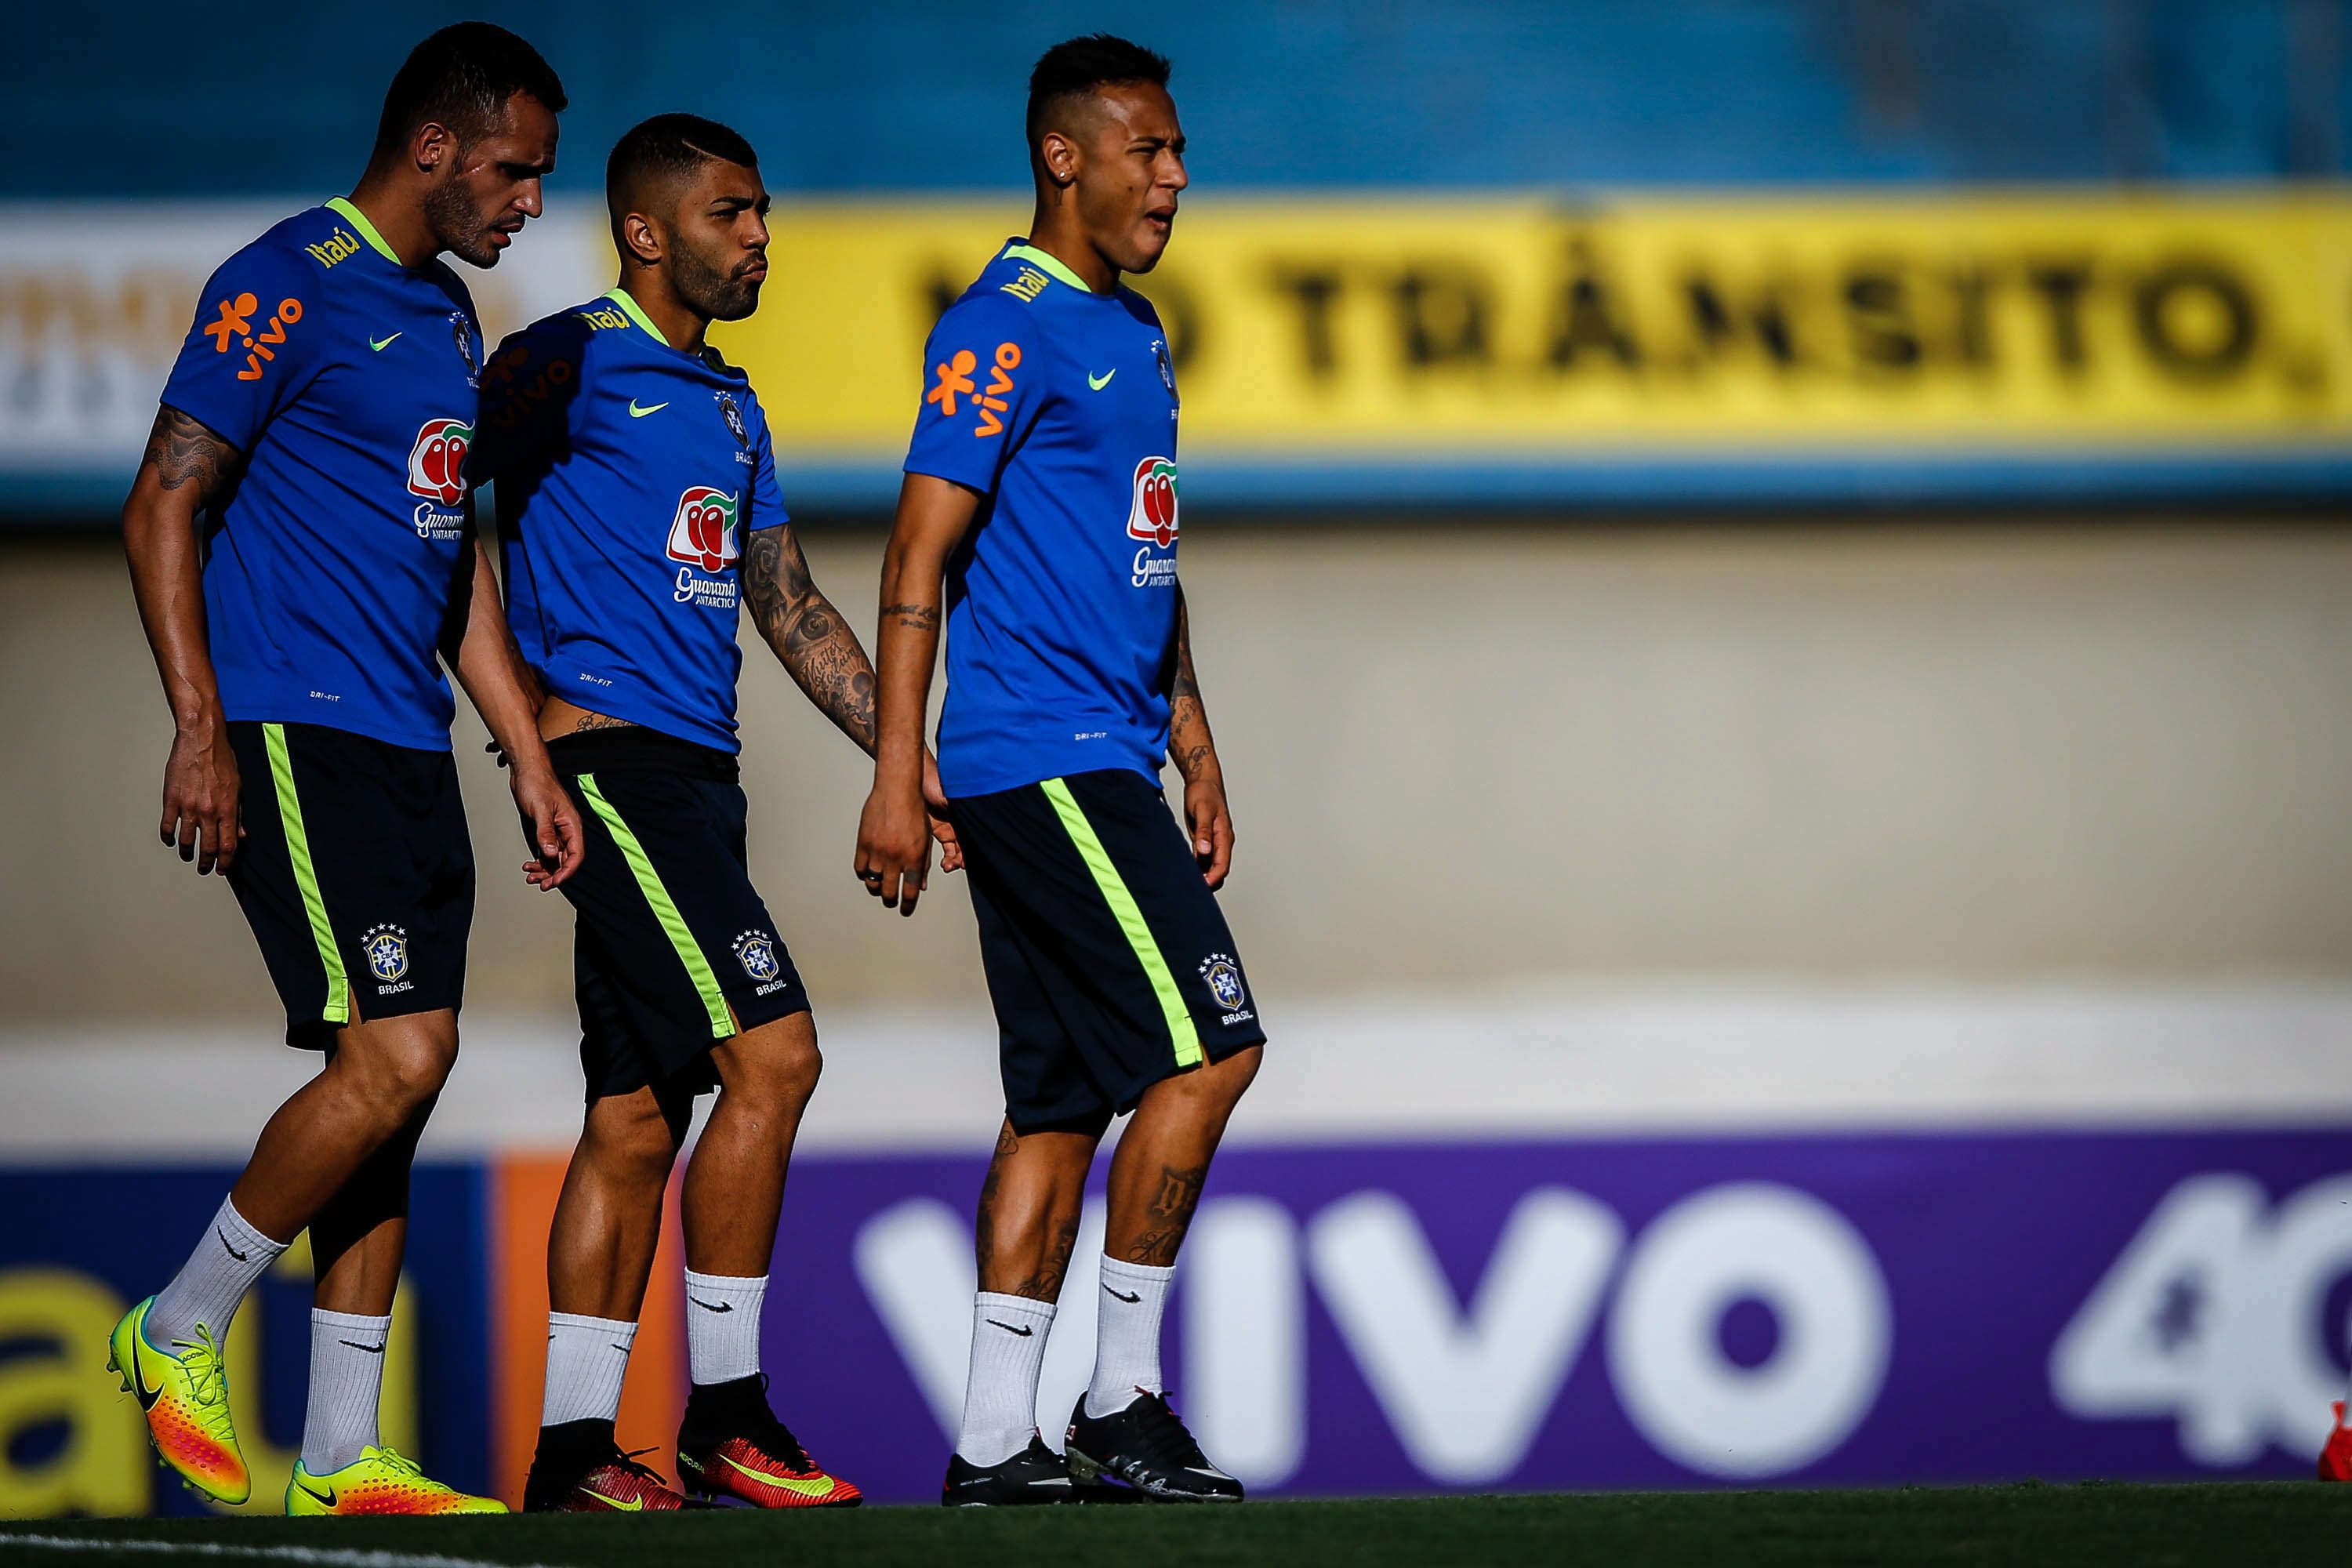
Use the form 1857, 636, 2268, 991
524, 1443, 689, 1513
107, 1296, 250, 1505
2319, 1402, 2352, 1482
677, 1378, 861, 1509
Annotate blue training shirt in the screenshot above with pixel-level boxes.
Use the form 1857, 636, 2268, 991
469, 288, 787, 753
159, 198, 484, 752
904, 241, 1184, 799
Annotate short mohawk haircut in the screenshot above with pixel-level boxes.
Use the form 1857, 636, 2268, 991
1025, 34, 1171, 159
371, 23, 565, 160
606, 113, 760, 210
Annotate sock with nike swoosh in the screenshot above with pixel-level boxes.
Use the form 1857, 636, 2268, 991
683, 1269, 766, 1388
543, 1312, 637, 1427
150, 1196, 289, 1348
956, 1292, 1056, 1467
300, 1308, 391, 1474
1085, 1256, 1174, 1419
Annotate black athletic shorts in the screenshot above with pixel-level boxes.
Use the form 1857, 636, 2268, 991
949, 768, 1265, 1138
225, 720, 474, 1048
548, 728, 808, 1102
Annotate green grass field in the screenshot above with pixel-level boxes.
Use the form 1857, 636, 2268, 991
3, 1485, 2345, 1568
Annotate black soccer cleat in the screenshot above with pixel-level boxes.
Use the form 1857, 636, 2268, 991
1064, 1391, 1244, 1503
941, 1434, 1082, 1506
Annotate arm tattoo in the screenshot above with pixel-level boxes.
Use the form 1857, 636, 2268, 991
743, 525, 878, 752
880, 601, 941, 633
141, 406, 237, 497
1122, 1161, 1210, 1267
1168, 588, 1217, 781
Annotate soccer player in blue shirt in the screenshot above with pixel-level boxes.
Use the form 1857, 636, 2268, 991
858, 35, 1259, 1504
470, 115, 939, 1513
112, 24, 579, 1516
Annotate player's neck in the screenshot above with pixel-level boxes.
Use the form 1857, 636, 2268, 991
1022, 213, 1116, 295
340, 179, 437, 271
612, 274, 710, 356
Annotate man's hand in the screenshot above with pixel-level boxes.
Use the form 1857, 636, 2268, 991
1184, 771, 1234, 889
161, 724, 242, 875
857, 775, 935, 914
510, 762, 583, 891
923, 750, 963, 873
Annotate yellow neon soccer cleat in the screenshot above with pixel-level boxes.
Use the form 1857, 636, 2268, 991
107, 1296, 250, 1505
285, 1446, 509, 1515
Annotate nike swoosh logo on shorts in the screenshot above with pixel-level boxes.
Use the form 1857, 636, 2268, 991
986, 1319, 1035, 1338
368, 332, 401, 352
629, 399, 668, 417
1087, 368, 1116, 390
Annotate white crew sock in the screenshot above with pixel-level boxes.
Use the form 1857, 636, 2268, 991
300, 1309, 390, 1474
542, 1312, 637, 1428
1086, 1256, 1175, 1418
684, 1270, 768, 1387
149, 1196, 289, 1348
956, 1292, 1056, 1467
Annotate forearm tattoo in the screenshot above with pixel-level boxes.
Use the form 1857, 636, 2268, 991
880, 601, 941, 633
745, 526, 878, 750
1169, 592, 1216, 779
141, 406, 236, 496
1123, 1161, 1210, 1267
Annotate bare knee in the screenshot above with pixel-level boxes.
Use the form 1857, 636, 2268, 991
334, 1016, 459, 1122
580, 1093, 682, 1190
714, 1014, 822, 1118
1154, 1044, 1261, 1118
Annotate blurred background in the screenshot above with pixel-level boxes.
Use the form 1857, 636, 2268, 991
4, 0, 2351, 1514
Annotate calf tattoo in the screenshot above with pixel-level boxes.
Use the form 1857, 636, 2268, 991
1125, 1162, 1210, 1267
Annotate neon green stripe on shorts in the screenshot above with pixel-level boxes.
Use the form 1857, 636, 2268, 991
1040, 776, 1203, 1069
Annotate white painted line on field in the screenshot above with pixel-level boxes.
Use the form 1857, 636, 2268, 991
0, 1534, 560, 1568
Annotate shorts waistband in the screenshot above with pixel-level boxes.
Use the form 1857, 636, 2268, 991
546, 725, 739, 782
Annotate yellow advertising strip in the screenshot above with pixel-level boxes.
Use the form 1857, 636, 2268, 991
714, 188, 2352, 459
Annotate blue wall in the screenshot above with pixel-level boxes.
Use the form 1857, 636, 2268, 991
19, 1, 2350, 199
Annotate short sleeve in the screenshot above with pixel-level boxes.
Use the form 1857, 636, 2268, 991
902, 292, 1044, 496
469, 317, 589, 487
158, 242, 318, 454
745, 394, 789, 534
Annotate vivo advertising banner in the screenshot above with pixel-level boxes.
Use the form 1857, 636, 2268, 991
2, 1127, 2346, 1514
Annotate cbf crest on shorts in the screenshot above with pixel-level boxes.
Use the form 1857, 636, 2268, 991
363, 923, 410, 983
1199, 952, 1246, 1012
733, 930, 780, 983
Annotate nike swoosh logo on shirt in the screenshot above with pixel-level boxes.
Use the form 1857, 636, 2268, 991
986, 1319, 1036, 1338
1087, 369, 1116, 390
628, 399, 669, 417
368, 333, 401, 352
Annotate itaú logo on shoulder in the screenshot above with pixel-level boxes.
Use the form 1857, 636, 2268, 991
666, 485, 740, 574
1126, 456, 1178, 549
405, 418, 472, 507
